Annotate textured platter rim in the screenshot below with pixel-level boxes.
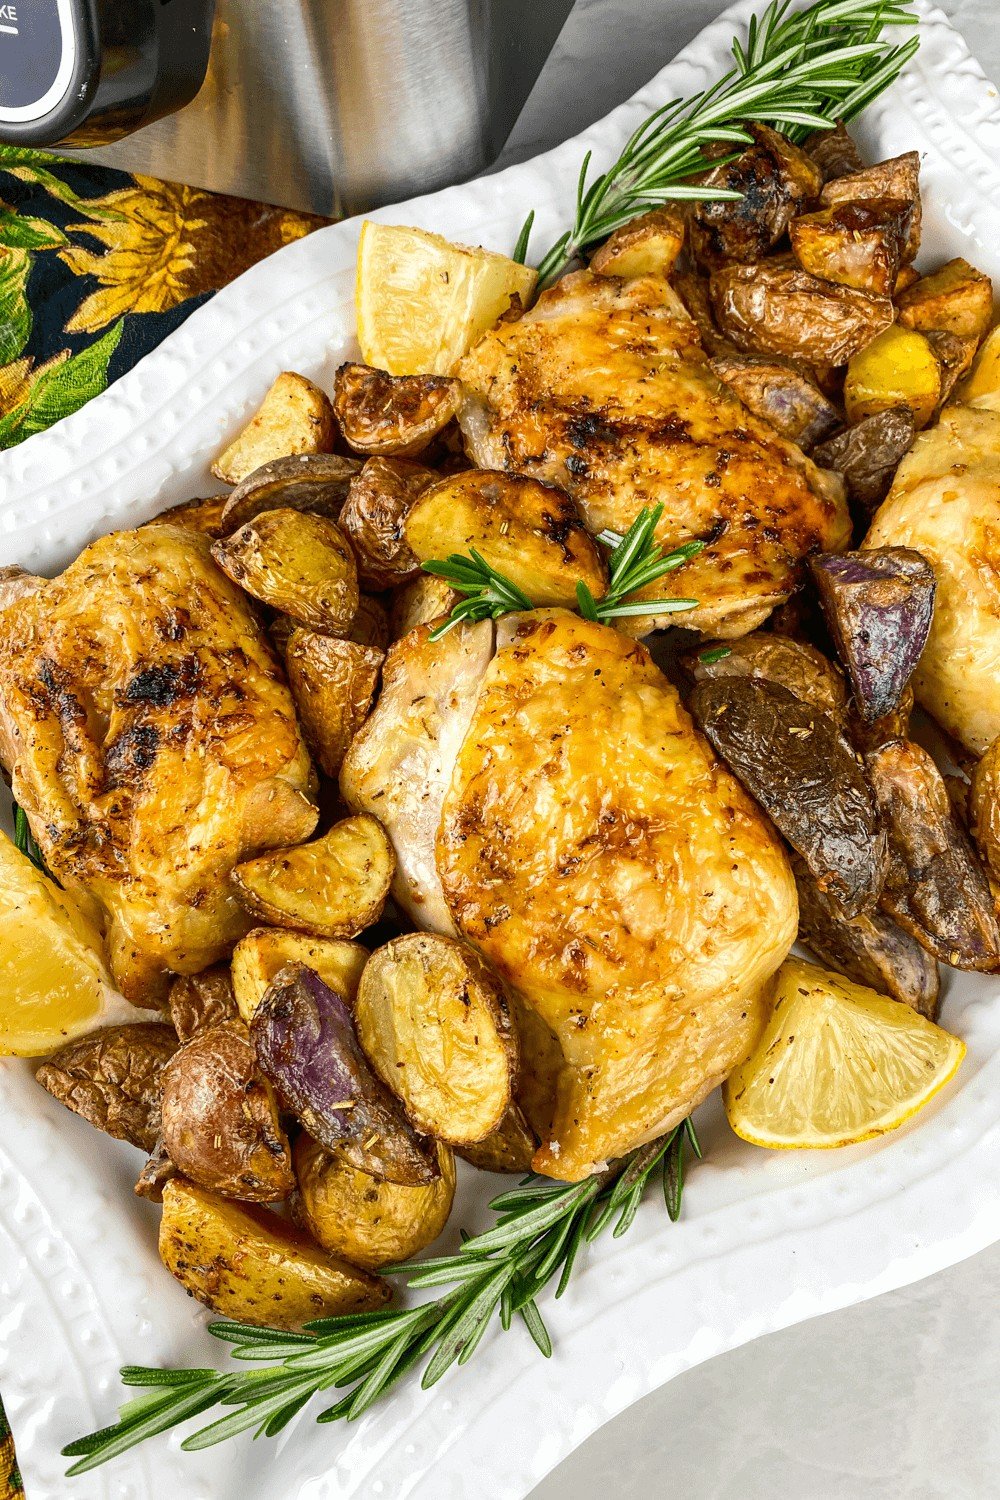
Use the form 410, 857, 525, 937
1, 4, 1000, 1499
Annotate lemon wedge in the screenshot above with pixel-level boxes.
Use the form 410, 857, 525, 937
0, 829, 136, 1056
355, 221, 537, 376
724, 956, 965, 1149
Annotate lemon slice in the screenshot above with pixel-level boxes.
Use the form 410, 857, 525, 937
355, 221, 537, 376
0, 829, 137, 1056
724, 956, 965, 1149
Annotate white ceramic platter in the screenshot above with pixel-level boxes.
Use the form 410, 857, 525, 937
2, 3, 1000, 1497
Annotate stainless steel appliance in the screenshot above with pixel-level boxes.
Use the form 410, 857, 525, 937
0, 0, 574, 214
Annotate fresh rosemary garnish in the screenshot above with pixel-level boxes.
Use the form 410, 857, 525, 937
12, 799, 45, 874
699, 645, 733, 665
521, 0, 919, 286
424, 503, 702, 640
64, 1121, 700, 1475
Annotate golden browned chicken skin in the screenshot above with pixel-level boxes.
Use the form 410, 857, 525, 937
458, 269, 849, 637
0, 525, 317, 1002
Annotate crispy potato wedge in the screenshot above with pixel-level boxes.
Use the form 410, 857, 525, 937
356, 933, 517, 1145
812, 408, 915, 516
821, 151, 921, 262
253, 963, 438, 1184
790, 849, 939, 1018
231, 928, 368, 1024
708, 353, 839, 449
339, 457, 435, 588
168, 965, 239, 1043
404, 471, 608, 609
35, 1023, 178, 1152
684, 632, 848, 720
894, 266, 921, 296
388, 573, 459, 639
711, 262, 894, 365
456, 1103, 538, 1174
868, 739, 1000, 970
159, 1177, 388, 1329
333, 363, 461, 457
790, 199, 911, 296
160, 1021, 294, 1202
810, 548, 936, 722
232, 815, 394, 938
804, 121, 864, 183
970, 736, 1000, 882
152, 495, 230, 539
590, 207, 685, 279
211, 507, 359, 634
844, 325, 942, 429
294, 1133, 455, 1270
219, 453, 360, 534
212, 372, 336, 485
897, 257, 993, 340
350, 594, 390, 650
690, 676, 886, 918
689, 123, 822, 270
285, 629, 383, 779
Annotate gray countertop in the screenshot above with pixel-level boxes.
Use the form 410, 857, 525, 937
505, 5, 1000, 1498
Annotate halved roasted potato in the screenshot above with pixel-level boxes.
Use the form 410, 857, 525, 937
355, 933, 517, 1145
689, 123, 822, 270
211, 506, 359, 634
673, 269, 738, 357
153, 495, 230, 539
404, 471, 608, 609
168, 965, 238, 1044
897, 257, 993, 340
388, 572, 460, 638
338, 457, 435, 588
35, 1023, 178, 1152
294, 1132, 455, 1270
710, 262, 894, 365
350, 594, 391, 650
961, 323, 1000, 401
232, 814, 394, 938
804, 120, 864, 183
684, 632, 848, 720
708, 354, 839, 449
844, 325, 942, 429
789, 199, 911, 296
231, 928, 368, 1024
925, 330, 980, 410
333, 363, 461, 457
285, 629, 383, 778
457, 1102, 538, 1174
812, 408, 916, 515
219, 453, 360, 534
590, 207, 685, 279
970, 737, 1000, 882
820, 151, 921, 262
212, 372, 336, 485
159, 1177, 389, 1329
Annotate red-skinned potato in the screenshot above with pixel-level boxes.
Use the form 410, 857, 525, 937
333, 363, 460, 456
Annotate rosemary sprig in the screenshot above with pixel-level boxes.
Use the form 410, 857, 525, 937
12, 798, 45, 874
523, 0, 918, 286
425, 503, 702, 640
63, 1122, 699, 1475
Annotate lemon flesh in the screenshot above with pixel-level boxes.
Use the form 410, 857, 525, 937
725, 956, 966, 1149
355, 221, 537, 376
0, 829, 132, 1056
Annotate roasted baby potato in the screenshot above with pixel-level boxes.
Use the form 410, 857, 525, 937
211, 507, 359, 634
589, 207, 685, 279
350, 594, 391, 651
338, 457, 435, 589
810, 548, 936, 722
673, 269, 738, 357
847, 683, 914, 757
689, 123, 822, 270
212, 372, 336, 485
690, 676, 886, 918
789, 199, 911, 296
791, 849, 940, 1018
159, 1177, 388, 1329
457, 1103, 538, 1174
355, 933, 517, 1145
820, 151, 921, 262
897, 257, 993, 340
961, 323, 1000, 401
231, 928, 368, 1024
294, 1132, 455, 1270
844, 325, 942, 430
232, 814, 394, 939
708, 354, 839, 449
168, 965, 239, 1044
160, 1021, 295, 1202
812, 408, 916, 515
925, 330, 980, 410
252, 963, 438, 1184
970, 736, 1000, 881
285, 629, 383, 778
219, 453, 360, 534
804, 120, 864, 183
35, 1023, 178, 1152
333, 363, 461, 457
388, 573, 459, 638
710, 262, 894, 365
153, 495, 230, 539
684, 632, 848, 720
868, 738, 1000, 970
404, 471, 608, 609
